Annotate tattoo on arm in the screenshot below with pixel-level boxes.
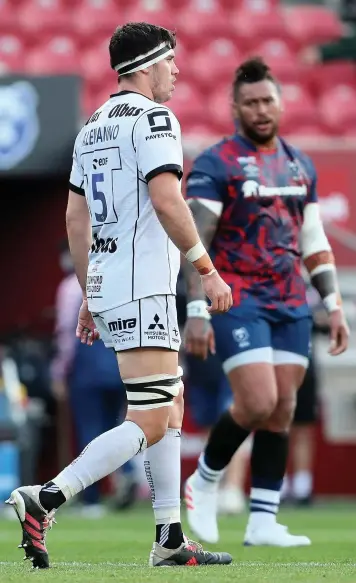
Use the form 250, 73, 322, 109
182, 200, 220, 302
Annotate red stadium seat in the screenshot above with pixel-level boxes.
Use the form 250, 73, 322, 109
207, 86, 235, 135
0, 34, 25, 72
284, 123, 330, 138
306, 62, 356, 97
0, 0, 19, 34
342, 124, 356, 138
165, 0, 192, 7
25, 35, 80, 74
231, 4, 291, 52
80, 37, 112, 89
82, 83, 116, 119
125, 4, 174, 31
190, 39, 241, 91
284, 6, 343, 48
72, 0, 122, 44
250, 39, 302, 83
169, 81, 206, 128
183, 124, 217, 141
319, 84, 356, 134
19, 0, 70, 39
177, 0, 234, 50
279, 83, 317, 134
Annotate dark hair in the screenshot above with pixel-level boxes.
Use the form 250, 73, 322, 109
109, 22, 176, 75
233, 57, 277, 100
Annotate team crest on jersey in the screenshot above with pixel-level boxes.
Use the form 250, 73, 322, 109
0, 81, 40, 170
238, 156, 259, 179
287, 160, 307, 183
232, 327, 250, 348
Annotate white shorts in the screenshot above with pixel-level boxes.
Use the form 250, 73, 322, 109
92, 295, 181, 352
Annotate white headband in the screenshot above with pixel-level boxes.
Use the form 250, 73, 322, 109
114, 42, 174, 76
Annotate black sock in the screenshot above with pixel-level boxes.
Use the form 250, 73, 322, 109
39, 481, 66, 512
251, 430, 289, 488
204, 410, 250, 471
156, 522, 184, 549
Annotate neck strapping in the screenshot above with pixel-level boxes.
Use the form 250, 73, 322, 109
114, 42, 174, 76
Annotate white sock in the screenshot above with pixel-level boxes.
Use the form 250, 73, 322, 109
248, 488, 280, 529
144, 428, 181, 525
194, 453, 224, 492
292, 470, 313, 499
53, 421, 147, 500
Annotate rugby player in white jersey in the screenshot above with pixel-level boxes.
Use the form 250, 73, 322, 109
6, 22, 232, 569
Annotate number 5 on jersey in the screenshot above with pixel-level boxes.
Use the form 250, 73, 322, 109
84, 147, 121, 227
92, 173, 107, 222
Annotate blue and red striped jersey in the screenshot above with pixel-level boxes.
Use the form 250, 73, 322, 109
186, 134, 317, 319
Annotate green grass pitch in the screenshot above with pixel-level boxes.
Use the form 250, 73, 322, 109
0, 503, 355, 582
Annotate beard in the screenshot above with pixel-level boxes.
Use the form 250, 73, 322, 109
239, 119, 278, 145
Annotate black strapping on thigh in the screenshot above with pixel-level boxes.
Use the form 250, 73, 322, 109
125, 376, 179, 391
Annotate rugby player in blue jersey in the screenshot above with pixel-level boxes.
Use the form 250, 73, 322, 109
183, 57, 348, 547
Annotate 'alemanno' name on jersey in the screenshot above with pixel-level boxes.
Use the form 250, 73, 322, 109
69, 90, 183, 313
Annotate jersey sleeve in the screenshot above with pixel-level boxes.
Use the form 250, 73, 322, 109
186, 150, 226, 202
69, 137, 85, 196
305, 157, 318, 204
185, 150, 227, 216
134, 107, 183, 182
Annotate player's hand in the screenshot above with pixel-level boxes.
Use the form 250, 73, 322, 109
184, 317, 216, 360
328, 309, 349, 356
76, 298, 100, 346
201, 270, 233, 314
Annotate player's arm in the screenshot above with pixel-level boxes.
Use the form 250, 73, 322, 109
67, 142, 91, 296
66, 192, 91, 295
148, 172, 213, 271
135, 109, 231, 313
182, 151, 225, 318
301, 163, 349, 354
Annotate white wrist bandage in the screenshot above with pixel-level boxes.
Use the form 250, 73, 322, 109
323, 293, 340, 313
185, 241, 206, 263
200, 268, 216, 277
187, 300, 211, 320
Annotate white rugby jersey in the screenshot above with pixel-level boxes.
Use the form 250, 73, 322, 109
69, 90, 183, 313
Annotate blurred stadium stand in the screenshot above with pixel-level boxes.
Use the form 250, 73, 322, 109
1, 0, 356, 501
0, 0, 355, 136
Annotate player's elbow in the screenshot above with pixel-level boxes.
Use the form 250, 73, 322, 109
66, 209, 83, 234
301, 225, 331, 260
301, 203, 331, 259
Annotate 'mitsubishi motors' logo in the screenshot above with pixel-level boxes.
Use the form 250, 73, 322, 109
0, 81, 40, 170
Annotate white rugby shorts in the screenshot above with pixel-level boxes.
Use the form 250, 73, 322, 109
92, 294, 181, 352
